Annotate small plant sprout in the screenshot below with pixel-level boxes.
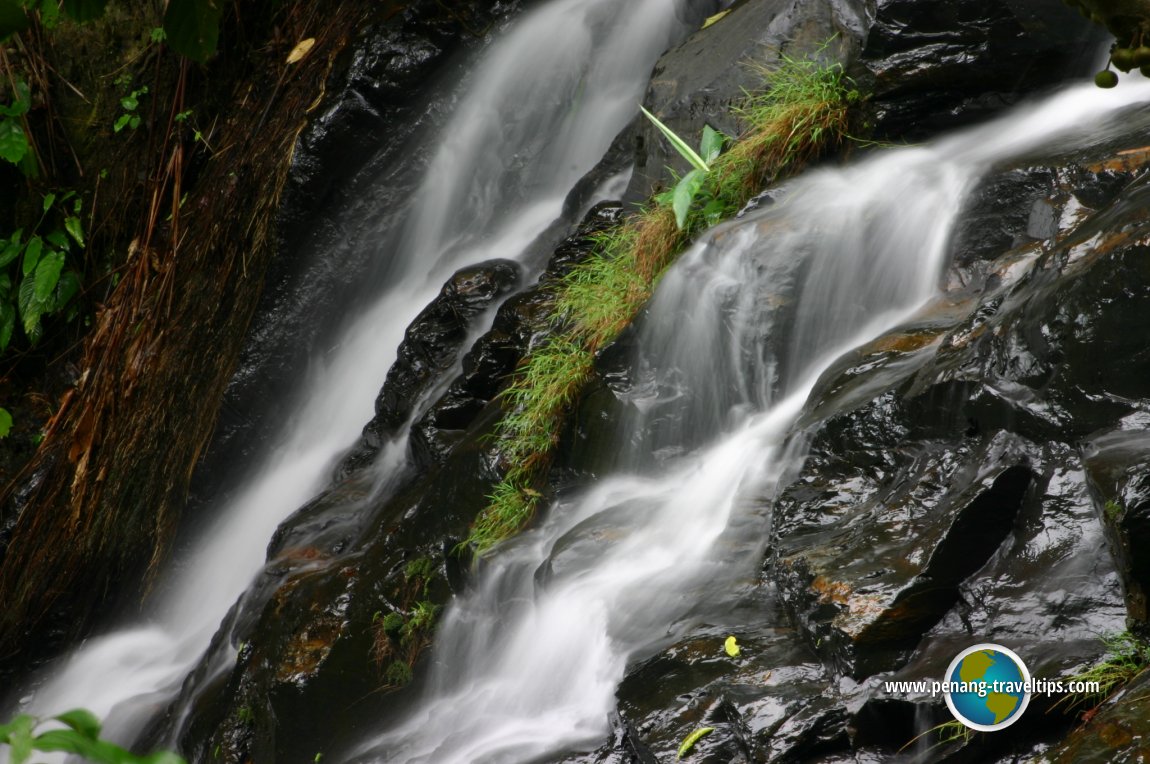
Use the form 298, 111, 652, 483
639, 105, 727, 228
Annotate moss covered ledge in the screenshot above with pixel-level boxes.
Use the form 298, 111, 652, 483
466, 51, 862, 552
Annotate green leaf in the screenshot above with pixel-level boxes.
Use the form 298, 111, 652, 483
0, 712, 35, 743
676, 727, 715, 760
53, 708, 102, 740
0, 299, 14, 350
699, 125, 725, 164
7, 713, 35, 764
61, 0, 108, 23
65, 215, 84, 247
0, 406, 11, 437
39, 0, 59, 28
672, 169, 705, 230
120, 94, 138, 111
33, 249, 65, 303
639, 105, 710, 173
53, 269, 81, 311
0, 117, 30, 164
163, 0, 222, 63
113, 113, 132, 132
701, 198, 727, 226
46, 228, 69, 250
30, 728, 128, 761
22, 235, 42, 276
18, 270, 43, 340
0, 79, 30, 118
0, 0, 30, 41
137, 751, 188, 764
0, 229, 22, 268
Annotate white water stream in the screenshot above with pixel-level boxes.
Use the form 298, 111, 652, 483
349, 83, 1150, 763
3, 0, 696, 753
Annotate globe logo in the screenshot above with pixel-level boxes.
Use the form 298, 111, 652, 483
943, 643, 1031, 731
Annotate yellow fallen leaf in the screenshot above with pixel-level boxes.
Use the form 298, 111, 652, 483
724, 635, 739, 657
286, 38, 316, 65
702, 9, 731, 29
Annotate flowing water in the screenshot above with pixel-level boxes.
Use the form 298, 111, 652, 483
347, 82, 1150, 763
3, 0, 699, 752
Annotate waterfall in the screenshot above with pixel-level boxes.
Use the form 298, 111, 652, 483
346, 82, 1150, 763
2, 0, 699, 753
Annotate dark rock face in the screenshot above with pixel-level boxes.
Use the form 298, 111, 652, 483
336, 258, 520, 476
859, 0, 1106, 140
622, 0, 867, 204
620, 0, 1103, 206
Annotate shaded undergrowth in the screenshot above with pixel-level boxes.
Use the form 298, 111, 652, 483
466, 51, 860, 551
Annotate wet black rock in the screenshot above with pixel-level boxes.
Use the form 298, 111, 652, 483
623, 0, 865, 204
336, 258, 520, 476
858, 0, 1105, 141
410, 201, 625, 469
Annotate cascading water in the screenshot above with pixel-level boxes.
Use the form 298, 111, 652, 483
346, 82, 1150, 763
2, 0, 700, 752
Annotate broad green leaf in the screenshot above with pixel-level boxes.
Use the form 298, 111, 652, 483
700, 125, 725, 164
18, 271, 42, 340
0, 229, 22, 268
61, 0, 108, 22
724, 635, 740, 657
0, 299, 14, 349
39, 0, 60, 29
53, 708, 102, 740
701, 198, 727, 226
164, 0, 222, 63
65, 215, 84, 247
33, 249, 65, 303
0, 406, 11, 437
639, 105, 710, 173
53, 270, 81, 311
30, 728, 127, 761
46, 228, 69, 250
0, 712, 36, 743
7, 713, 35, 764
21, 235, 42, 276
676, 727, 715, 760
114, 113, 132, 132
0, 118, 29, 164
42, 191, 56, 212
672, 169, 705, 230
0, 0, 30, 41
0, 79, 30, 118
120, 94, 138, 111
0, 272, 10, 295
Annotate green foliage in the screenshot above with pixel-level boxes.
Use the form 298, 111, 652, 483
0, 406, 11, 437
401, 600, 441, 646
163, 0, 222, 63
1, 0, 221, 62
114, 85, 148, 132
640, 107, 726, 228
1060, 630, 1150, 710
466, 49, 858, 553
0, 192, 84, 350
1105, 499, 1123, 520
0, 708, 185, 764
385, 660, 413, 686
0, 77, 30, 162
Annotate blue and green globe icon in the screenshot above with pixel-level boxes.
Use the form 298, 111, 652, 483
944, 643, 1031, 731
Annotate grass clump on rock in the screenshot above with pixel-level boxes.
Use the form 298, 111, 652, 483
466, 51, 860, 553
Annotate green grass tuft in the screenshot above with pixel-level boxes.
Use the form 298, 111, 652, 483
464, 48, 860, 553
1058, 630, 1150, 713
